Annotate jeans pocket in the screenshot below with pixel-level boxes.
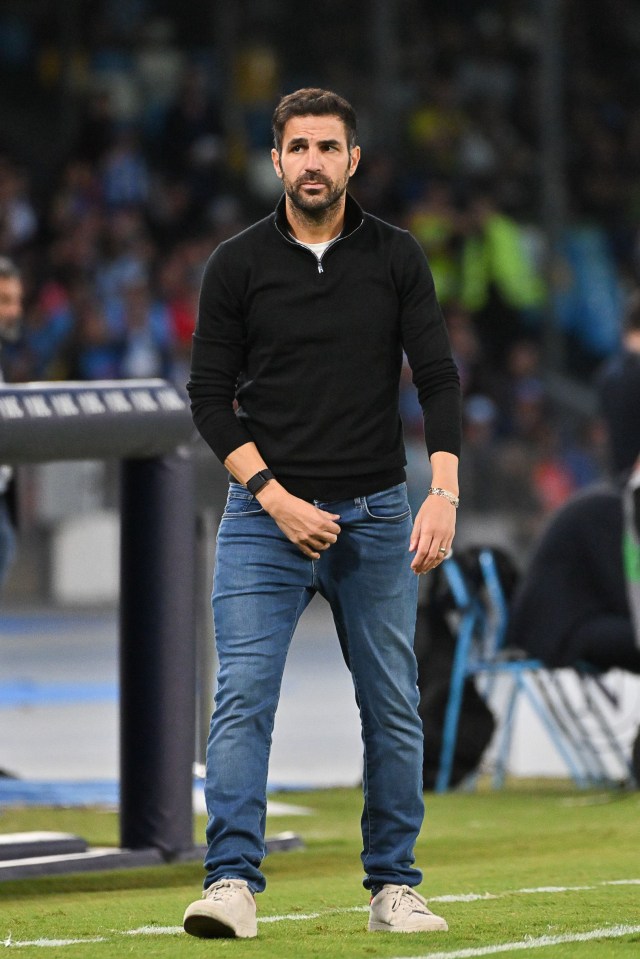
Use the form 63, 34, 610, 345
222, 485, 265, 517
363, 483, 411, 522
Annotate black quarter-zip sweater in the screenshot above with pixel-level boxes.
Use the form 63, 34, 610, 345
187, 193, 461, 501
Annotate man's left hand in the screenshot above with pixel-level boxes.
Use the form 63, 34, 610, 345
409, 493, 456, 575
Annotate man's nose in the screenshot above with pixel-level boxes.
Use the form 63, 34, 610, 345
304, 148, 323, 170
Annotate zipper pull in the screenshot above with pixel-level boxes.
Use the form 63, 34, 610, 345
317, 259, 323, 274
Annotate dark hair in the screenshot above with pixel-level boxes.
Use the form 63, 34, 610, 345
624, 290, 640, 334
0, 256, 20, 282
272, 88, 357, 154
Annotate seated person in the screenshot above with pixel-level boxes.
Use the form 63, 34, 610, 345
506, 467, 640, 674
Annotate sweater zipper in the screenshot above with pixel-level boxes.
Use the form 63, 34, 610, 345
316, 223, 363, 272
277, 218, 364, 274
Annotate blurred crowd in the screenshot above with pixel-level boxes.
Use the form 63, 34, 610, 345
1, 0, 640, 534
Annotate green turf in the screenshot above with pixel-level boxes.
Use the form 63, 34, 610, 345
1, 783, 639, 957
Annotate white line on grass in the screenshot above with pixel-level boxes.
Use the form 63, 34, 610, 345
123, 913, 326, 936
123, 912, 326, 935
431, 894, 499, 903
388, 924, 640, 959
3, 878, 640, 948
259, 912, 322, 923
2, 937, 107, 948
429, 877, 640, 903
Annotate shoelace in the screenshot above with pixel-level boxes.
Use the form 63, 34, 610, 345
206, 879, 246, 901
390, 885, 429, 913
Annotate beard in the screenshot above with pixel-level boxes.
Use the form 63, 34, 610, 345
282, 167, 350, 220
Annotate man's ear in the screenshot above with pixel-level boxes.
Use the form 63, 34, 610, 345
349, 145, 361, 178
271, 148, 283, 179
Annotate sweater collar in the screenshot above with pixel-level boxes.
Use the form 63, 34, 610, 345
273, 192, 364, 242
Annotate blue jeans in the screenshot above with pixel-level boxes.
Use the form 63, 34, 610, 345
204, 482, 423, 893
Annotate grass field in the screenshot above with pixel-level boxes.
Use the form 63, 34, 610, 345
1, 783, 639, 958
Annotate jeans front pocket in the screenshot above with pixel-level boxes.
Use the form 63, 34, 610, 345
221, 483, 265, 518
363, 483, 411, 522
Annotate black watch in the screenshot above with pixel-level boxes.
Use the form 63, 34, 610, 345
246, 469, 274, 496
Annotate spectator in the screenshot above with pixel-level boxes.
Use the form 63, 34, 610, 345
160, 63, 224, 203
66, 294, 123, 381
48, 159, 102, 234
94, 209, 155, 308
75, 88, 119, 165
458, 394, 502, 512
156, 246, 198, 386
116, 271, 174, 380
0, 157, 38, 255
8, 278, 74, 380
459, 192, 544, 366
406, 181, 463, 305
100, 125, 150, 210
444, 303, 492, 399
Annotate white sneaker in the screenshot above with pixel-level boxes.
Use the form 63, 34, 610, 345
183, 878, 258, 938
368, 884, 448, 932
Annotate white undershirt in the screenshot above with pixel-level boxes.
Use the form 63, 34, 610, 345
289, 234, 340, 262
297, 238, 333, 258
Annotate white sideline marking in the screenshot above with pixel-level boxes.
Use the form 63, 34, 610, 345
389, 924, 640, 959
514, 885, 593, 894
431, 894, 498, 903
2, 937, 106, 948
430, 877, 640, 903
259, 913, 321, 923
124, 913, 324, 932
3, 878, 640, 948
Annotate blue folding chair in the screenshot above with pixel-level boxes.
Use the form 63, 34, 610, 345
435, 549, 636, 792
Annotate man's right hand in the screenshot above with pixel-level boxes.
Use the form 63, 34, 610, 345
257, 482, 341, 559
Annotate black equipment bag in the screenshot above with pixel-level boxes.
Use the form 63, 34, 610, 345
415, 547, 519, 790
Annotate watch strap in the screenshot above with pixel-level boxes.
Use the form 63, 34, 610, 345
246, 469, 274, 496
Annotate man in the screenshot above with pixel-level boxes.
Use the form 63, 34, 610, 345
184, 89, 461, 939
0, 257, 23, 591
